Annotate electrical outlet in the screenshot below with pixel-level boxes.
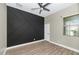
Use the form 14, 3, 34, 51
34, 38, 36, 40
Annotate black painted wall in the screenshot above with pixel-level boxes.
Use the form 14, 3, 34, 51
7, 6, 44, 47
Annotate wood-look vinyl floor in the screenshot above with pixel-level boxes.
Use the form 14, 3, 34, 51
6, 40, 79, 55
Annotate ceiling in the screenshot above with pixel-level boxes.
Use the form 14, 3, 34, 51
7, 3, 75, 17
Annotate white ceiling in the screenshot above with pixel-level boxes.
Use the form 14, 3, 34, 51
7, 3, 75, 17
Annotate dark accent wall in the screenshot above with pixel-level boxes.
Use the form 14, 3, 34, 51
7, 6, 44, 47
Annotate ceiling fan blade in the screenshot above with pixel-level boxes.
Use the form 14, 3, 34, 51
43, 3, 50, 7
39, 9, 42, 14
43, 8, 50, 11
31, 8, 40, 10
38, 3, 43, 8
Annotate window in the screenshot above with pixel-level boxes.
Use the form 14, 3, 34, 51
64, 14, 79, 37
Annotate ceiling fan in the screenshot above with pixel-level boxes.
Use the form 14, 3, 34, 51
31, 3, 51, 14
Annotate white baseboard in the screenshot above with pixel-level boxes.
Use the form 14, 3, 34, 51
6, 39, 44, 50
46, 40, 79, 53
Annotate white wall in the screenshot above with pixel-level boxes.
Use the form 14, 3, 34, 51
45, 4, 79, 50
0, 3, 7, 54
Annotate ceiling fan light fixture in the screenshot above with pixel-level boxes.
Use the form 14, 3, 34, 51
31, 3, 51, 14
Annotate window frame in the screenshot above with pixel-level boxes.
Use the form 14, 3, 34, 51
63, 14, 79, 37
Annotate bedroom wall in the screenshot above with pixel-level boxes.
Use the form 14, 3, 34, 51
45, 4, 79, 50
0, 4, 7, 54
7, 6, 44, 47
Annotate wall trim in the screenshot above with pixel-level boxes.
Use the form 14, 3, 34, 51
6, 39, 44, 50
46, 40, 79, 53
